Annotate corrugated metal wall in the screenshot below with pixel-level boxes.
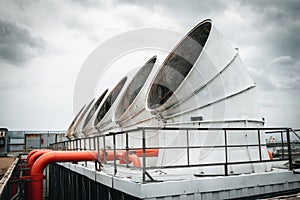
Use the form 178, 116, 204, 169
49, 164, 141, 200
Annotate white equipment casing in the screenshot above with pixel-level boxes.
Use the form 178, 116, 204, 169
67, 19, 270, 175
112, 57, 160, 166
65, 104, 86, 139
145, 19, 270, 174
81, 89, 109, 136
91, 68, 143, 135
71, 99, 95, 138
113, 56, 160, 130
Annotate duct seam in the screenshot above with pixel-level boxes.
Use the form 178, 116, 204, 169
163, 84, 256, 120
163, 52, 238, 112
165, 119, 264, 126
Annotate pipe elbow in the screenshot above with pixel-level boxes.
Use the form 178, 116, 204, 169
28, 150, 52, 167
31, 151, 100, 175
129, 154, 141, 167
27, 150, 39, 160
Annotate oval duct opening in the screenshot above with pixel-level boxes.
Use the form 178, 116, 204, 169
82, 89, 108, 130
115, 56, 157, 121
147, 20, 211, 110
94, 76, 127, 126
71, 98, 95, 137
65, 104, 86, 138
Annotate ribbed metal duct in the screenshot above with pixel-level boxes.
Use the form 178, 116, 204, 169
71, 98, 95, 138
113, 56, 159, 129
81, 89, 108, 135
144, 19, 269, 174
91, 75, 130, 134
65, 104, 86, 139
82, 62, 151, 136
112, 56, 160, 165
68, 19, 270, 175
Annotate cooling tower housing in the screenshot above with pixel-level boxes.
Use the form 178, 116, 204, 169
68, 19, 270, 174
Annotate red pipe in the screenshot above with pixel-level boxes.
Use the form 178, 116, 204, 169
134, 149, 159, 157
123, 153, 141, 167
29, 149, 158, 199
102, 149, 158, 166
28, 150, 52, 168
26, 150, 51, 199
27, 150, 39, 160
31, 151, 100, 200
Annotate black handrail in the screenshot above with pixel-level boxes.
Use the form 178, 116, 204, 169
49, 127, 296, 183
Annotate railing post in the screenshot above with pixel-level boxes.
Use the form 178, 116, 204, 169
96, 137, 100, 153
84, 139, 87, 166
286, 128, 293, 170
95, 137, 100, 171
142, 128, 146, 183
113, 133, 117, 175
186, 129, 190, 166
258, 130, 262, 161
280, 131, 284, 159
125, 132, 129, 168
103, 135, 107, 164
224, 130, 228, 176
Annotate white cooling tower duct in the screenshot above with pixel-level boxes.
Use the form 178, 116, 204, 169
65, 104, 86, 139
113, 56, 159, 129
92, 71, 140, 134
81, 89, 108, 135
112, 57, 160, 166
145, 19, 270, 174
71, 98, 95, 138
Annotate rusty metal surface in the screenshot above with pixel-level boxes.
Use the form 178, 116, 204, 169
25, 133, 66, 151
25, 134, 41, 150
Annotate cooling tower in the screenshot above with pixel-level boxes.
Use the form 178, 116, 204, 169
144, 19, 270, 174
113, 56, 159, 129
71, 98, 95, 138
81, 89, 108, 135
91, 67, 145, 135
65, 104, 86, 139
68, 19, 270, 175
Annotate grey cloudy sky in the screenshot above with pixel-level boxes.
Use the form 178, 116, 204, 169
0, 0, 299, 130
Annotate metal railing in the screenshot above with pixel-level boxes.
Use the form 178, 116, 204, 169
50, 127, 297, 183
266, 129, 300, 169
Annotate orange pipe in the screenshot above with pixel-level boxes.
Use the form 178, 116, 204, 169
25, 149, 51, 199
122, 153, 141, 167
29, 149, 157, 199
268, 150, 273, 160
104, 150, 125, 161
134, 149, 159, 157
31, 151, 100, 200
28, 150, 52, 168
27, 150, 39, 160
102, 149, 158, 166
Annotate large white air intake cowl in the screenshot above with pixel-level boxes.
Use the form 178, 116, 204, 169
65, 104, 86, 139
113, 56, 159, 130
71, 98, 95, 138
92, 67, 144, 134
81, 89, 109, 136
89, 76, 128, 135
68, 19, 270, 175
146, 19, 260, 125
145, 19, 270, 174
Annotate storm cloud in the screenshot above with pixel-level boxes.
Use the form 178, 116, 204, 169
0, 18, 45, 65
0, 0, 299, 130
